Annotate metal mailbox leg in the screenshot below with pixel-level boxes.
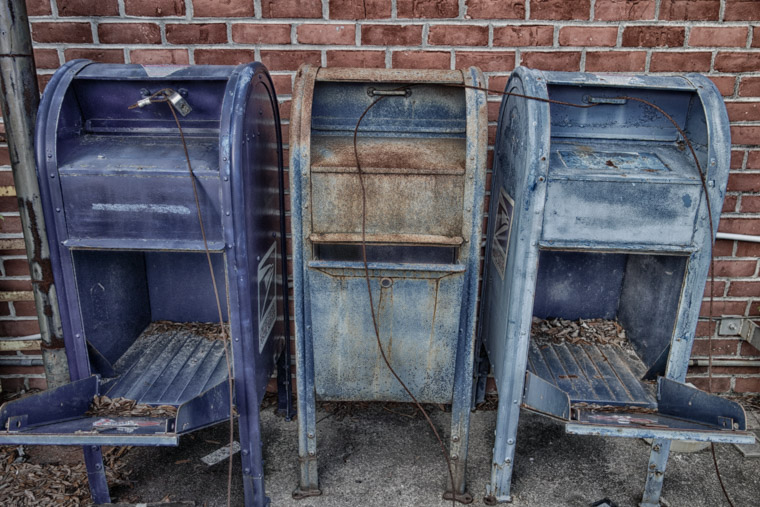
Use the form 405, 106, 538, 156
445, 323, 477, 503
640, 438, 672, 507
239, 407, 269, 507
276, 348, 293, 420
83, 445, 111, 504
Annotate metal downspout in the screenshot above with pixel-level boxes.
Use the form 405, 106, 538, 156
0, 0, 68, 387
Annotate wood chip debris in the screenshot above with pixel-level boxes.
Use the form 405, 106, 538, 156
532, 317, 629, 348
86, 395, 177, 418
572, 402, 658, 414
144, 320, 230, 341
0, 446, 130, 506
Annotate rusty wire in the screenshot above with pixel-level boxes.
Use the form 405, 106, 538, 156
128, 89, 235, 507
351, 76, 732, 505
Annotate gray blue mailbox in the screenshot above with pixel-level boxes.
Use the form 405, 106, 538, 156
289, 66, 487, 500
477, 67, 753, 506
0, 61, 291, 506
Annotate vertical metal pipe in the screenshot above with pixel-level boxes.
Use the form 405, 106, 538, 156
0, 0, 68, 387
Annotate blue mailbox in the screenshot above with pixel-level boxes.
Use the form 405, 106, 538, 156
289, 67, 487, 500
476, 68, 753, 506
0, 61, 291, 506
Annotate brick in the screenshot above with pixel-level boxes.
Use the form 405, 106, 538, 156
530, 0, 589, 20
362, 25, 422, 46
397, 0, 458, 18
0, 216, 23, 234
465, 0, 524, 19
710, 76, 736, 97
715, 52, 760, 73
585, 51, 647, 72
747, 151, 760, 168
32, 22, 92, 43
704, 280, 727, 297
326, 50, 386, 68
124, 0, 185, 16
659, 0, 720, 20
622, 26, 685, 47
727, 172, 760, 192
13, 301, 38, 316
728, 280, 760, 297
739, 77, 760, 97
723, 195, 738, 214
0, 320, 40, 337
741, 340, 760, 356
33, 49, 59, 69
271, 74, 293, 96
195, 49, 256, 66
725, 0, 760, 21
719, 217, 760, 236
456, 51, 515, 72
559, 26, 617, 47
649, 52, 711, 72
26, 0, 52, 16
730, 150, 745, 169
98, 23, 161, 44
710, 259, 757, 277
194, 0, 253, 17
166, 24, 227, 44
690, 26, 748, 47
297, 24, 355, 45
393, 50, 450, 69
594, 0, 655, 21
520, 51, 581, 71
493, 25, 553, 47
428, 25, 488, 46
64, 48, 124, 63
754, 26, 760, 48
692, 339, 741, 356
231, 24, 291, 45
2, 377, 47, 393
487, 75, 509, 94
262, 0, 322, 18
699, 300, 748, 316
726, 102, 760, 122
751, 299, 760, 317
730, 125, 760, 146
0, 301, 10, 316
328, 0, 391, 19
686, 376, 731, 392
735, 377, 760, 393
130, 49, 189, 64
58, 0, 118, 16
4, 259, 30, 277
260, 50, 321, 71
695, 320, 718, 337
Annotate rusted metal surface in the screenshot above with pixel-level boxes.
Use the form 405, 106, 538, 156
290, 64, 487, 499
0, 0, 67, 387
316, 67, 465, 84
311, 136, 466, 174
309, 232, 464, 245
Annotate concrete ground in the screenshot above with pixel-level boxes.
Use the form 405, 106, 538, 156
85, 402, 760, 507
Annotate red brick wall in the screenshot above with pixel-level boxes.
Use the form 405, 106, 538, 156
1, 0, 758, 393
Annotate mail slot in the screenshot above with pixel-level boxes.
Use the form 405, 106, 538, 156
0, 60, 292, 507
476, 67, 753, 506
290, 67, 487, 500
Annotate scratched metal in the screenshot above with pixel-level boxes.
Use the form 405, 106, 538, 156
0, 61, 291, 507
476, 67, 745, 504
290, 65, 487, 497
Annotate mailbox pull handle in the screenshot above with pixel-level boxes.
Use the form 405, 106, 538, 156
367, 87, 412, 98
584, 95, 627, 105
